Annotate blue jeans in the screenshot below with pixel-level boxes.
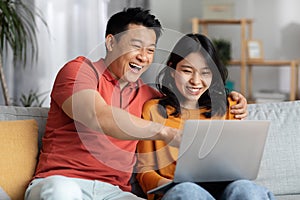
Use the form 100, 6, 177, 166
162, 180, 275, 200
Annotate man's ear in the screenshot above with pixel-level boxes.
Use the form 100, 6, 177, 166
105, 34, 115, 51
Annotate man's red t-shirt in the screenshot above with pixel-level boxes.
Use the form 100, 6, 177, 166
34, 56, 161, 191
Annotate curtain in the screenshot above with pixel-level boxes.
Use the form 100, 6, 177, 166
12, 0, 110, 106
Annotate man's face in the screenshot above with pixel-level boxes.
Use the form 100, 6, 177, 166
106, 24, 157, 85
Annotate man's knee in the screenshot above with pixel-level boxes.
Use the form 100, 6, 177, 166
26, 175, 82, 200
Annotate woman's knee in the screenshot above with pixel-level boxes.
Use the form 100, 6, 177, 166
223, 180, 274, 200
227, 180, 254, 189
162, 182, 214, 200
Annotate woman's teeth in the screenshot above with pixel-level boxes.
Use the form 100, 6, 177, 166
187, 86, 201, 93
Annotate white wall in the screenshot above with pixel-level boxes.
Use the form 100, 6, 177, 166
276, 0, 300, 92
149, 0, 300, 97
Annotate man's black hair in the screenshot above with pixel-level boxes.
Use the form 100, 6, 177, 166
105, 7, 162, 42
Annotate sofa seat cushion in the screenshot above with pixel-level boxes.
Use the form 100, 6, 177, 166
248, 101, 300, 196
275, 194, 300, 200
0, 119, 38, 200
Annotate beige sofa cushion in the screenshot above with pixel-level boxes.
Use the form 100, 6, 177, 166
0, 119, 38, 200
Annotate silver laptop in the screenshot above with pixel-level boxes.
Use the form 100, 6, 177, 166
148, 120, 270, 194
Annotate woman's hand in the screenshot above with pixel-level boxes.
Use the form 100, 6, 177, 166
157, 178, 173, 187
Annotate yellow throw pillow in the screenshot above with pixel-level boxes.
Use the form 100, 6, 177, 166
0, 119, 38, 200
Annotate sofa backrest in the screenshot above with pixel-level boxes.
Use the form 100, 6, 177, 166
0, 106, 49, 151
1, 101, 300, 197
247, 100, 300, 196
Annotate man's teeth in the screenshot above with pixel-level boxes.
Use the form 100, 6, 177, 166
130, 63, 142, 70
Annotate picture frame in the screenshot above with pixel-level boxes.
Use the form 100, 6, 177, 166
246, 39, 264, 61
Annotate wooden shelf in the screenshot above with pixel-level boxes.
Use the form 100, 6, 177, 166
230, 60, 297, 66
192, 18, 299, 101
192, 18, 253, 25
229, 60, 299, 101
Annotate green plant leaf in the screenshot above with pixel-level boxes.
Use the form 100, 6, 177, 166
212, 38, 232, 66
0, 0, 48, 66
17, 89, 49, 107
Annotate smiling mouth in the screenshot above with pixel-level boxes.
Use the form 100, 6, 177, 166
186, 86, 202, 94
129, 63, 143, 73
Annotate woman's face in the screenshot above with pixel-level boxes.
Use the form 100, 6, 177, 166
172, 52, 212, 109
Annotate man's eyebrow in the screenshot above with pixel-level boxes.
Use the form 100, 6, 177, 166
130, 39, 156, 47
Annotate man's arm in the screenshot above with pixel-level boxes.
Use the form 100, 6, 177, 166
229, 91, 248, 119
62, 89, 181, 146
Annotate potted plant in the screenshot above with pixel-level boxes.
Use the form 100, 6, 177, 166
0, 0, 47, 105
14, 89, 48, 107
213, 38, 231, 66
212, 38, 234, 92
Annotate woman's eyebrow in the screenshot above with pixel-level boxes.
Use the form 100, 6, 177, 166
180, 65, 209, 70
179, 65, 193, 69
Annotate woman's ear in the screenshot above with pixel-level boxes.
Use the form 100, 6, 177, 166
170, 68, 175, 78
168, 62, 175, 78
105, 34, 115, 51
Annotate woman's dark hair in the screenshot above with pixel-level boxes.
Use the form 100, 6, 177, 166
105, 7, 162, 42
157, 33, 229, 118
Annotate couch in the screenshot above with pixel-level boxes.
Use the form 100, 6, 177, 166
0, 101, 299, 200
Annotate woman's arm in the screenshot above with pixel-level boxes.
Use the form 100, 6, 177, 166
136, 101, 172, 193
136, 140, 169, 193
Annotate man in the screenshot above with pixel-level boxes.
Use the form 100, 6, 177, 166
25, 7, 247, 200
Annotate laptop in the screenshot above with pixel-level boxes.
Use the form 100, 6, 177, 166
147, 120, 271, 194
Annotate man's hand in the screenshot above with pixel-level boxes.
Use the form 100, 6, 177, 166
160, 126, 182, 148
229, 91, 248, 119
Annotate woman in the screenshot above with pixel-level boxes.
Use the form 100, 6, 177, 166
136, 33, 274, 200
